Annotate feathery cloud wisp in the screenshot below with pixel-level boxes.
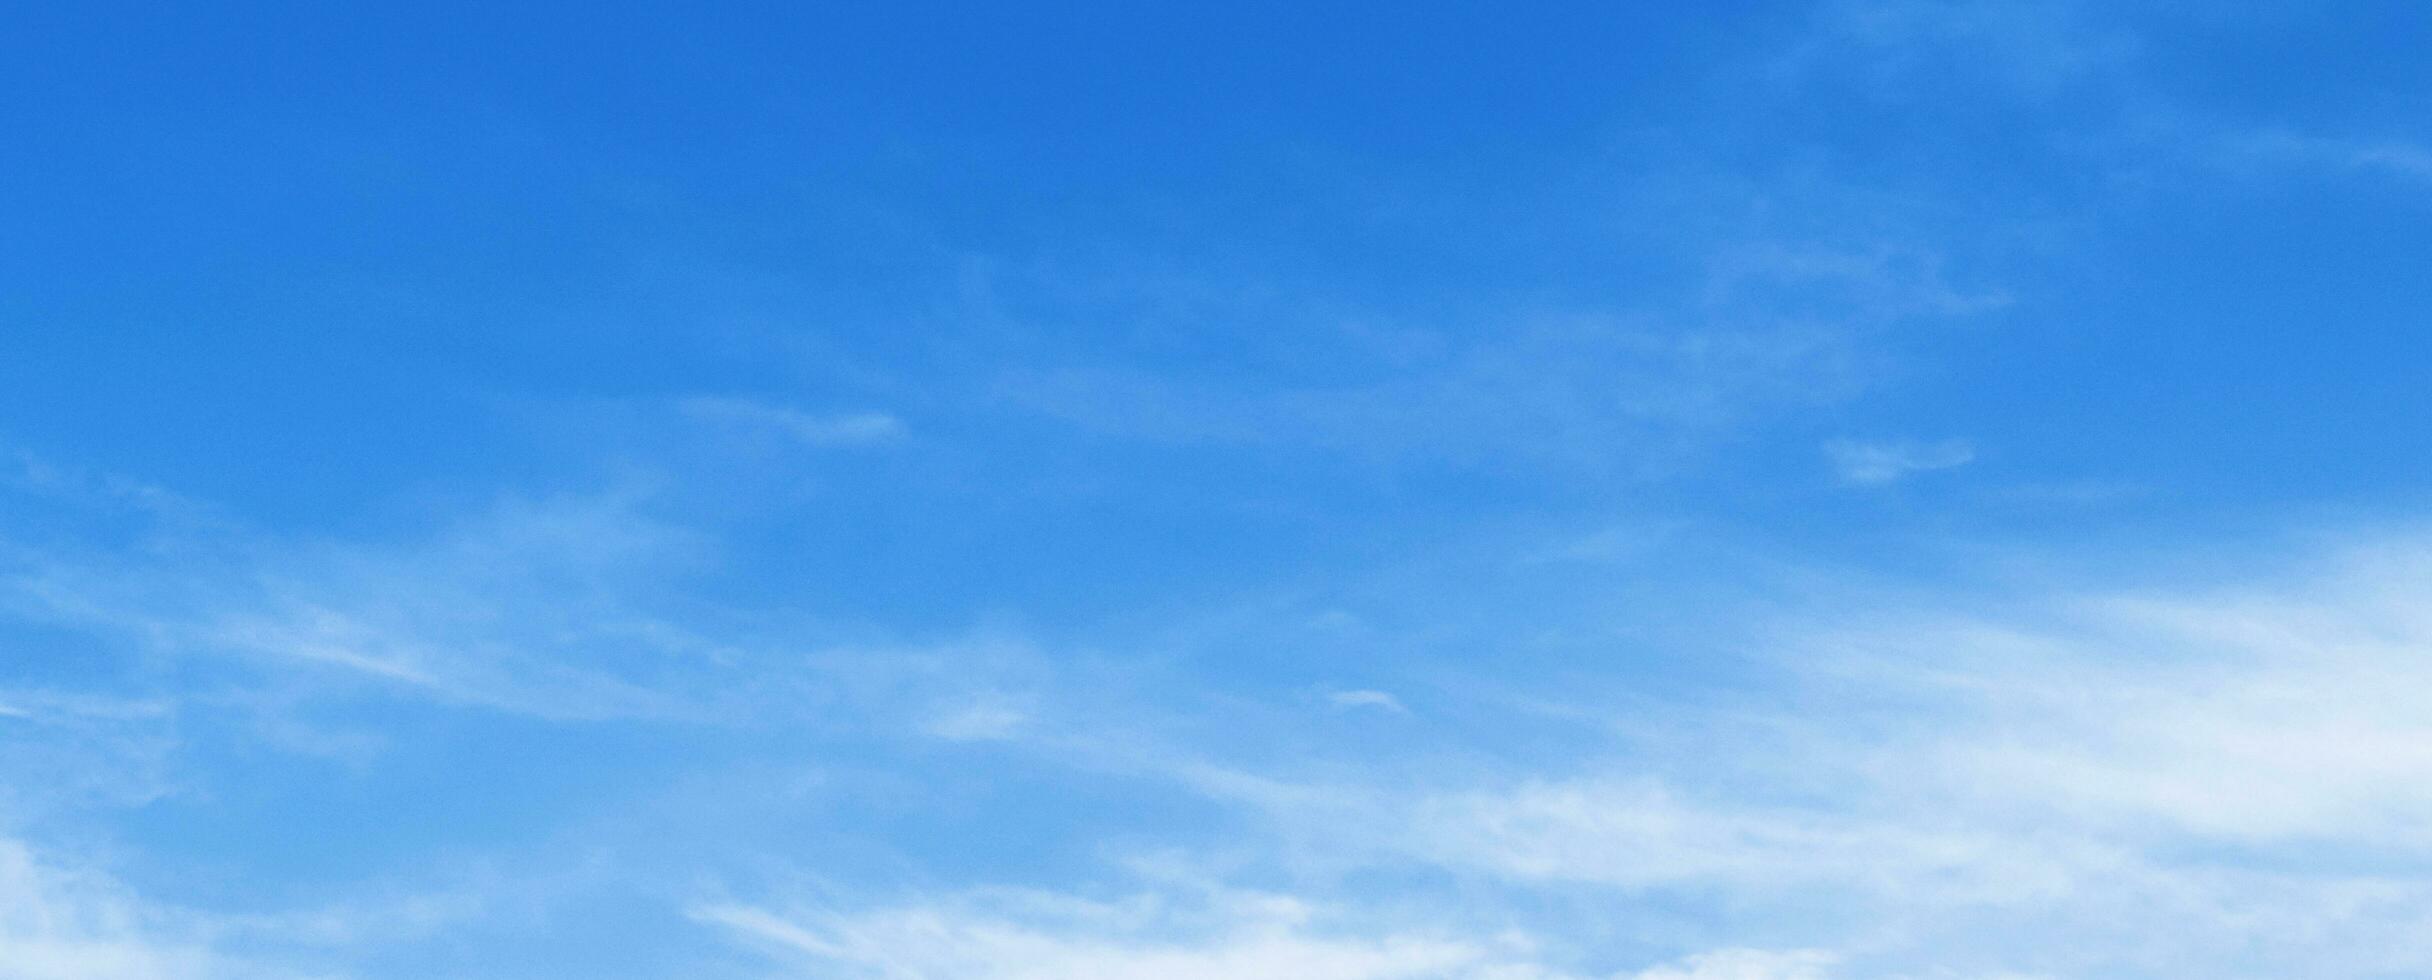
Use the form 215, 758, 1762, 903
1823, 437, 1974, 485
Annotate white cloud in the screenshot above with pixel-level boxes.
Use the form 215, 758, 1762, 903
676, 396, 907, 446
989, 243, 2006, 473
1784, 0, 2131, 94
996, 322, 1857, 470
1327, 690, 1407, 714
699, 878, 1880, 980
1627, 948, 1836, 980
1404, 778, 2081, 903
1055, 529, 2432, 977
0, 488, 720, 722
2232, 129, 2432, 184
0, 839, 211, 980
0, 691, 180, 819
0, 834, 469, 979
921, 697, 1034, 742
1822, 438, 1973, 485
693, 887, 1556, 980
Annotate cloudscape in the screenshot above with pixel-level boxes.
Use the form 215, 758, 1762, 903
10, 3, 2432, 978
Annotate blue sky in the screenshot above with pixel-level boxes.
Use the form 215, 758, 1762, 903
10, 2, 2432, 977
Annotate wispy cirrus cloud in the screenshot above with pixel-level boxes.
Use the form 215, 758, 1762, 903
866, 527, 2432, 978
1628, 948, 1839, 980
0, 832, 495, 980
1325, 689, 1406, 714
2227, 128, 2432, 184
0, 485, 715, 721
996, 318, 1872, 469
695, 881, 1843, 980
674, 396, 908, 447
1785, 0, 2133, 93
0, 838, 225, 980
38, 446, 2432, 978
692, 889, 1511, 980
1821, 437, 1974, 485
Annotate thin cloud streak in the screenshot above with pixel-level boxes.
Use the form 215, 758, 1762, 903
1822, 437, 1974, 485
